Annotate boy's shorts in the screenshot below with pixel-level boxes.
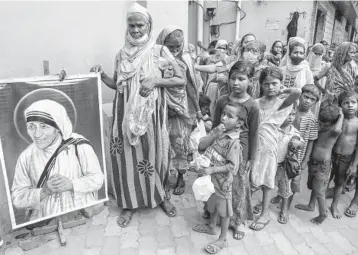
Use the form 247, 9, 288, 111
331, 152, 353, 186
307, 159, 331, 197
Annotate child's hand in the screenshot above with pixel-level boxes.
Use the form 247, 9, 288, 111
197, 167, 213, 177
301, 161, 308, 171
347, 163, 357, 177
211, 124, 226, 137
197, 111, 203, 120
245, 160, 253, 173
163, 67, 174, 78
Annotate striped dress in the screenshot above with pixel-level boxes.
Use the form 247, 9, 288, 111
110, 45, 175, 209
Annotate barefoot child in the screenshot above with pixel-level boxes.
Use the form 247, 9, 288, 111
275, 108, 304, 224
212, 60, 259, 240
296, 105, 344, 224
250, 66, 301, 231
192, 102, 244, 254
330, 91, 358, 219
271, 84, 320, 209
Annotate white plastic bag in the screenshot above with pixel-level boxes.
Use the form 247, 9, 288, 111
191, 120, 206, 146
189, 120, 207, 162
192, 175, 215, 201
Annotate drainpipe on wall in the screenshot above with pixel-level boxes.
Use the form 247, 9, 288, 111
235, 0, 242, 41
197, 0, 204, 52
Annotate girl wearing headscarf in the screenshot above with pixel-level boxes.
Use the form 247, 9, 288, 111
266, 40, 283, 67
280, 37, 313, 89
91, 3, 186, 227
306, 43, 329, 115
316, 42, 358, 105
12, 99, 104, 221
241, 40, 269, 99
156, 26, 202, 196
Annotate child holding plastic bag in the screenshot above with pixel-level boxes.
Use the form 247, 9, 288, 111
192, 102, 244, 254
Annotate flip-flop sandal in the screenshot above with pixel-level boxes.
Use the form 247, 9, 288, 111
160, 200, 177, 217
233, 228, 245, 240
205, 239, 227, 254
249, 220, 270, 231
253, 204, 262, 215
117, 210, 135, 228
192, 224, 217, 235
344, 207, 357, 218
277, 214, 289, 224
173, 177, 186, 195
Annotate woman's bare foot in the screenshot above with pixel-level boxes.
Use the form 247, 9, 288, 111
295, 204, 315, 211
310, 214, 327, 225
330, 204, 342, 219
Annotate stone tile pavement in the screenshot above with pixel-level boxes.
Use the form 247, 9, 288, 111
1, 171, 358, 255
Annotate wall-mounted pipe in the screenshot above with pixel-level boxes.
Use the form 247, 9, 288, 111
235, 0, 242, 41
197, 0, 204, 52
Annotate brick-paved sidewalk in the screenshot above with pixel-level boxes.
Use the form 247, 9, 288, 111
1, 170, 358, 255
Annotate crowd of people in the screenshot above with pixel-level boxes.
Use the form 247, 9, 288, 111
83, 3, 358, 254
2, 3, 358, 254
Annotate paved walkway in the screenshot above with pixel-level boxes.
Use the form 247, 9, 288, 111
1, 171, 358, 255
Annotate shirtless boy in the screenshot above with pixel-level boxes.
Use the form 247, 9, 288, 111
296, 105, 344, 224
331, 91, 358, 219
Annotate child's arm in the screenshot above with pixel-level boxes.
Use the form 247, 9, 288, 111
348, 143, 358, 176
198, 124, 226, 151
247, 102, 260, 164
212, 97, 225, 128
331, 109, 344, 136
195, 64, 217, 74
301, 140, 314, 170
278, 87, 302, 110
314, 64, 330, 80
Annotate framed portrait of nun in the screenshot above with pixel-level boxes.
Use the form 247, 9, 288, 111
0, 73, 108, 229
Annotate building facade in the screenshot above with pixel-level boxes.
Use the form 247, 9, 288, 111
188, 0, 358, 48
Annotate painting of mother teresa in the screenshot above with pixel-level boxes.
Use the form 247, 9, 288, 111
0, 74, 107, 228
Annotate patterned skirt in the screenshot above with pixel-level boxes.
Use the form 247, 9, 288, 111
110, 91, 168, 209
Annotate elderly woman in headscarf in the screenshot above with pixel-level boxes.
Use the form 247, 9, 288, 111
11, 99, 104, 221
315, 42, 358, 105
280, 37, 313, 89
91, 3, 186, 227
156, 26, 202, 196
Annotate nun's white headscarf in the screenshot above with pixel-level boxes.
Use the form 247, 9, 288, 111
24, 99, 73, 140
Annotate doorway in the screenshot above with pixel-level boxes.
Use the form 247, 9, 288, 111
313, 9, 326, 44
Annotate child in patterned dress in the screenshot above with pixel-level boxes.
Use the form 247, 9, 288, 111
192, 102, 245, 254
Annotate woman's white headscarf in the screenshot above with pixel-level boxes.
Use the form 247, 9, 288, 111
24, 100, 72, 140
280, 37, 306, 67
116, 3, 158, 145
215, 39, 228, 49
306, 43, 325, 75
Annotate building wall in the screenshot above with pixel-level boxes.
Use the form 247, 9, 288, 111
239, 1, 315, 47
0, 0, 188, 236
0, 0, 188, 104
192, 0, 315, 48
